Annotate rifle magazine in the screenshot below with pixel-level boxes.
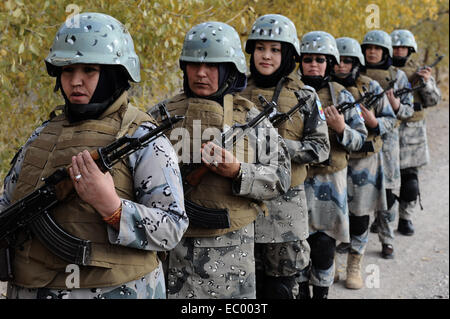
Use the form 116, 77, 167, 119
30, 213, 91, 266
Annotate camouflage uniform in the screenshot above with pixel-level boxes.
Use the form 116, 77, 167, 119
1, 122, 186, 299
392, 30, 442, 227
333, 37, 396, 256
241, 15, 330, 299
166, 105, 290, 299
162, 22, 291, 299
296, 32, 368, 293
359, 30, 414, 250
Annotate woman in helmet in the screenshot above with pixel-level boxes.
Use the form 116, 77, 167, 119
357, 30, 413, 283
157, 21, 291, 299
240, 14, 330, 299
297, 31, 367, 299
332, 37, 396, 289
1, 12, 187, 299
388, 29, 441, 238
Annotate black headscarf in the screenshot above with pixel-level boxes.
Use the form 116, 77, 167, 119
248, 41, 297, 88
181, 62, 247, 104
57, 65, 130, 123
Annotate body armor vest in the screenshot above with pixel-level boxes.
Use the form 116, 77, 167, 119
398, 58, 425, 122
11, 92, 160, 288
308, 81, 349, 176
345, 75, 383, 159
363, 66, 402, 127
164, 93, 263, 237
240, 72, 307, 186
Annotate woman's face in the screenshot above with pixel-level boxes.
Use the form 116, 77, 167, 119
364, 45, 384, 64
334, 56, 354, 74
301, 54, 327, 77
186, 62, 219, 96
61, 64, 100, 104
253, 41, 282, 76
393, 46, 409, 58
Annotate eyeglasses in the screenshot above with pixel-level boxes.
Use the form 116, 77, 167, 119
302, 57, 326, 64
341, 57, 354, 64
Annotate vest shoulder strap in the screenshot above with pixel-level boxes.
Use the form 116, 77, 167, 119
356, 75, 373, 96
117, 104, 156, 138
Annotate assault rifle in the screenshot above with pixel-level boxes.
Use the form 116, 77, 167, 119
336, 78, 397, 114
269, 91, 311, 128
399, 53, 445, 111
418, 53, 445, 71
182, 94, 277, 229
183, 93, 311, 230
0, 105, 183, 281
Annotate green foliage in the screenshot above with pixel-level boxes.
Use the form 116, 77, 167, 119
0, 0, 448, 188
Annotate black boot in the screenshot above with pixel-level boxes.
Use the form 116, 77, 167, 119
312, 285, 329, 299
297, 282, 311, 299
398, 218, 414, 236
370, 217, 379, 233
263, 275, 297, 299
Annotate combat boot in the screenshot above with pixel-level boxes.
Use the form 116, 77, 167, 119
398, 218, 414, 236
345, 252, 364, 289
312, 285, 329, 299
370, 217, 379, 233
297, 282, 311, 299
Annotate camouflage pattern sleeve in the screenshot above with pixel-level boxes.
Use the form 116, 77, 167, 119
284, 88, 330, 165
395, 69, 414, 120
107, 123, 188, 251
337, 89, 368, 151
232, 106, 291, 201
369, 80, 397, 136
419, 75, 441, 107
0, 123, 49, 211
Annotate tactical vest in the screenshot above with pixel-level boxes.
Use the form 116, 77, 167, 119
164, 93, 263, 237
398, 58, 425, 122
240, 72, 307, 186
10, 92, 160, 288
363, 66, 401, 127
308, 81, 349, 176
345, 75, 383, 159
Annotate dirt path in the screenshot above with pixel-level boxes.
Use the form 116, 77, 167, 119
1, 102, 448, 300
332, 101, 449, 299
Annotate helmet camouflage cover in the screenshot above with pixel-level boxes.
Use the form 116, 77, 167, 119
336, 37, 365, 66
300, 31, 340, 65
361, 30, 393, 58
180, 21, 247, 74
245, 14, 301, 58
45, 12, 140, 82
390, 29, 417, 52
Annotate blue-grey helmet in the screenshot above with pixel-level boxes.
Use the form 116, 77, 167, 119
180, 21, 247, 74
390, 29, 417, 53
361, 30, 393, 58
45, 12, 140, 82
300, 31, 340, 65
245, 14, 300, 58
336, 37, 365, 66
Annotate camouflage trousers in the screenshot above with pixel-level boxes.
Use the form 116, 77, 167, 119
254, 240, 310, 277
166, 223, 255, 299
7, 261, 165, 299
